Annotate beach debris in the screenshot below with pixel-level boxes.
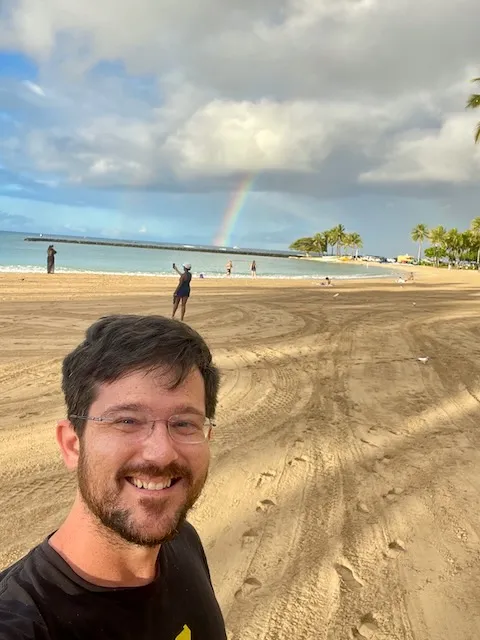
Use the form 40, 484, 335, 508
412, 302, 416, 306
417, 357, 429, 364
357, 502, 370, 514
333, 293, 340, 298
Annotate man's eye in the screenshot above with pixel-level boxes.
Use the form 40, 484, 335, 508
112, 417, 142, 426
172, 420, 200, 431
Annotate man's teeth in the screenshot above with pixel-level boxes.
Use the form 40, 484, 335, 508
130, 478, 173, 490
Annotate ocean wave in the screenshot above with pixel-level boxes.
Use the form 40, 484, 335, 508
0, 265, 395, 280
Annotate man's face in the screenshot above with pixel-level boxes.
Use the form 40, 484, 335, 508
76, 367, 211, 547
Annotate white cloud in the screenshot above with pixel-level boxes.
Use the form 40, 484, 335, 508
359, 113, 480, 184
23, 80, 45, 97
1, 0, 479, 199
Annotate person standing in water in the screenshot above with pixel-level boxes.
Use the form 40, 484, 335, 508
226, 260, 233, 277
172, 263, 192, 321
250, 260, 257, 278
47, 245, 57, 274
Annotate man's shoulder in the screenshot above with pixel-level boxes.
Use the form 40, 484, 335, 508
0, 547, 38, 598
0, 601, 48, 640
0, 547, 48, 638
170, 521, 212, 580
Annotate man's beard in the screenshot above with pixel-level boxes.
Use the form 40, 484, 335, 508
77, 448, 208, 547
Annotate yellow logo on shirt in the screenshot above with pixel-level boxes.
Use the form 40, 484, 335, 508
175, 625, 191, 639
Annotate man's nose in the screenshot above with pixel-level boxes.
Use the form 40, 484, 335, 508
141, 421, 180, 465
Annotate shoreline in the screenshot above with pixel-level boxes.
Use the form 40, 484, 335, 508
0, 262, 397, 281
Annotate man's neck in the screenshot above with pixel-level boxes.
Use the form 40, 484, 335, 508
49, 495, 160, 588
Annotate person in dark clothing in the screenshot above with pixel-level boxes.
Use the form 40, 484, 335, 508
0, 315, 226, 640
250, 260, 257, 278
46, 245, 56, 274
172, 263, 192, 321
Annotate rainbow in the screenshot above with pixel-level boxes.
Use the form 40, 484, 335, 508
214, 174, 256, 246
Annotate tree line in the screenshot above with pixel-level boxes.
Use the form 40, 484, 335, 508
411, 218, 480, 267
289, 224, 363, 257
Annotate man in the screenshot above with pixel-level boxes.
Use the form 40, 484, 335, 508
46, 245, 56, 274
172, 263, 192, 321
0, 315, 226, 640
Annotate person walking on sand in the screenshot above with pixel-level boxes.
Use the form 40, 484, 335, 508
250, 260, 257, 278
47, 244, 57, 274
0, 314, 226, 640
226, 260, 233, 277
172, 263, 192, 321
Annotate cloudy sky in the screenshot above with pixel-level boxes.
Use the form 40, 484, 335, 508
0, 0, 479, 254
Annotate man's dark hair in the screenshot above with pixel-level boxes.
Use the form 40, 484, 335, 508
62, 315, 220, 436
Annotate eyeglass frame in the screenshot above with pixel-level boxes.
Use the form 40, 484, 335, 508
68, 413, 215, 445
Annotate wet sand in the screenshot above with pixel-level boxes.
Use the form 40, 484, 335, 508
1, 268, 480, 639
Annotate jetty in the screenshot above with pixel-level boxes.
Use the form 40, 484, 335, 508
24, 236, 302, 259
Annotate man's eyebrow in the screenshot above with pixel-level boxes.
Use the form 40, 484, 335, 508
102, 403, 148, 414
102, 403, 205, 416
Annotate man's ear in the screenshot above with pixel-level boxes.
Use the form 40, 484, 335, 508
56, 419, 81, 470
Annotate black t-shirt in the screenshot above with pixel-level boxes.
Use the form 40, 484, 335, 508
0, 522, 226, 640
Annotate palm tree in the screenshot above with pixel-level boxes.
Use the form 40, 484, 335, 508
312, 232, 328, 255
444, 228, 464, 266
330, 224, 346, 256
471, 216, 480, 268
342, 233, 353, 256
411, 223, 429, 263
466, 78, 480, 143
429, 225, 447, 267
327, 227, 338, 256
289, 237, 315, 254
323, 230, 334, 256
349, 232, 363, 259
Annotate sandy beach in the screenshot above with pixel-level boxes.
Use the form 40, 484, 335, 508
1, 268, 480, 639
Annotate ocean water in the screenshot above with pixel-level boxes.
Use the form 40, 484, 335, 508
0, 231, 394, 280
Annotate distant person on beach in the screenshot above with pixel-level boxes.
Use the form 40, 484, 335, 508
250, 260, 257, 278
226, 260, 233, 277
172, 263, 192, 321
0, 315, 226, 639
47, 245, 57, 274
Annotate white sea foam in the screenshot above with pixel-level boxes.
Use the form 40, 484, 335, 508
0, 264, 393, 280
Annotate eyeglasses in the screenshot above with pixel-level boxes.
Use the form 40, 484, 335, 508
69, 413, 214, 445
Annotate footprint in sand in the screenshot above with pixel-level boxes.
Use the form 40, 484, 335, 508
383, 487, 404, 502
234, 577, 262, 599
294, 437, 304, 445
256, 470, 277, 488
353, 613, 379, 639
357, 502, 370, 514
256, 498, 277, 513
334, 563, 363, 591
288, 455, 309, 466
372, 454, 393, 473
241, 529, 259, 546
383, 539, 407, 559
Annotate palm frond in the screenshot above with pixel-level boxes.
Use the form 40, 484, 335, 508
466, 94, 480, 109
475, 122, 480, 144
